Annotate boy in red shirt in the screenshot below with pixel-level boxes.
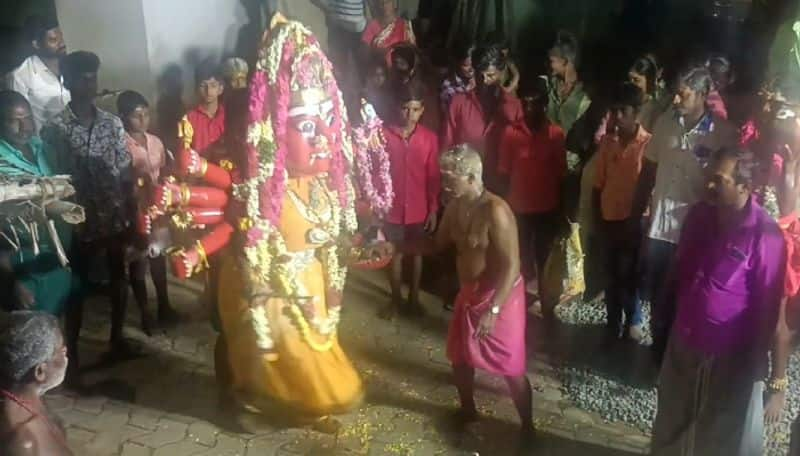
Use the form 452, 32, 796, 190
179, 60, 226, 159
381, 82, 440, 319
497, 78, 566, 298
177, 60, 227, 312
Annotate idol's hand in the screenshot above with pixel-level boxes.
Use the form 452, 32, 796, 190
474, 313, 497, 339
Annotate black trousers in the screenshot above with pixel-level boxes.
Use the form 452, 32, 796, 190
599, 219, 643, 335
128, 254, 170, 315
65, 233, 130, 364
516, 211, 560, 282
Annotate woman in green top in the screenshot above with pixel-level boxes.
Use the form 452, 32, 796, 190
0, 91, 75, 315
545, 31, 591, 135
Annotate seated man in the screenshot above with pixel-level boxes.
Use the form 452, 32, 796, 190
0, 311, 71, 455
391, 144, 533, 445
0, 90, 75, 318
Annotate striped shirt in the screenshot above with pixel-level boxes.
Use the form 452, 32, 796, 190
328, 0, 366, 32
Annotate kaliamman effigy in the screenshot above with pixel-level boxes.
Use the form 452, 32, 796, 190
138, 12, 394, 424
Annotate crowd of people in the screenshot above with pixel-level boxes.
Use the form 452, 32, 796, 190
1, 0, 800, 454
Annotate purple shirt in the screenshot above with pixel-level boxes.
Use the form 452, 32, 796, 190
673, 198, 786, 357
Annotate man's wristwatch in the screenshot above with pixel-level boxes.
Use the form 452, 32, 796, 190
490, 305, 500, 315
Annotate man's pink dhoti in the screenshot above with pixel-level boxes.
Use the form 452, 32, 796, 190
447, 276, 527, 377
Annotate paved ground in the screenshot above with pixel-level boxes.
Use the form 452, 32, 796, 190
54, 269, 652, 456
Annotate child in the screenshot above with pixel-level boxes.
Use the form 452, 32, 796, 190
179, 60, 228, 313
592, 82, 651, 341
117, 90, 178, 334
362, 55, 390, 121
180, 59, 226, 160
380, 81, 440, 319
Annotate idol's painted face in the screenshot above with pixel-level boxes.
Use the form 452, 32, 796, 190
286, 89, 335, 177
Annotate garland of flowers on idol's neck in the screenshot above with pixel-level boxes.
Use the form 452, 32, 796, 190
236, 20, 358, 354
352, 101, 394, 218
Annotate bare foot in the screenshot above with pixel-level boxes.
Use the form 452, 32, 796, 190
378, 304, 396, 320
451, 407, 479, 428
235, 411, 275, 434
158, 306, 181, 327
379, 301, 398, 320
404, 298, 425, 317
311, 416, 341, 434
518, 425, 537, 452
140, 312, 154, 337
105, 339, 142, 362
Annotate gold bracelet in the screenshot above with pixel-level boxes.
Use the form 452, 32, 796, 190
769, 377, 789, 392
195, 241, 210, 273
180, 183, 191, 206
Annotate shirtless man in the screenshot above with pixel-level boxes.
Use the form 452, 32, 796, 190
0, 311, 71, 455
388, 144, 534, 443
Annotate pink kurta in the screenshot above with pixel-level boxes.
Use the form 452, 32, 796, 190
447, 276, 526, 376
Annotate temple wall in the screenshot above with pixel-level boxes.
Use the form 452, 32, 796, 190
54, 0, 152, 110
54, 0, 336, 112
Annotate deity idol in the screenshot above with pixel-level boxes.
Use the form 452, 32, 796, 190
218, 13, 374, 424
137, 12, 393, 427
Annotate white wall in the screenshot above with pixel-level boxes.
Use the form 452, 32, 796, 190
55, 0, 152, 111
57, 0, 438, 114
141, 0, 248, 103
278, 0, 328, 50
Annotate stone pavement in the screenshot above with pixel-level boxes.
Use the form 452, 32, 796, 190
54, 269, 650, 455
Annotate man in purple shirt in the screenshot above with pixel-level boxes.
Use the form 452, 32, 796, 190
651, 147, 786, 456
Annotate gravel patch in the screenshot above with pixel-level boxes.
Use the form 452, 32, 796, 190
555, 299, 656, 433
554, 298, 797, 455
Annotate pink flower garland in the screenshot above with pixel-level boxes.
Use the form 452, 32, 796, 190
353, 108, 393, 218
245, 28, 352, 229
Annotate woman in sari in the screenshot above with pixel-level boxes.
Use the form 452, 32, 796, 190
362, 0, 416, 67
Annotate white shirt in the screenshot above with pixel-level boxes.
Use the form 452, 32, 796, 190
645, 110, 737, 244
7, 55, 71, 133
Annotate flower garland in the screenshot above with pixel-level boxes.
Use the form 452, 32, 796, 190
352, 100, 394, 218
235, 15, 358, 354
758, 185, 781, 220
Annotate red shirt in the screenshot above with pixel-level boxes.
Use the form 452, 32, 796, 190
384, 124, 440, 225
185, 105, 226, 156
442, 90, 522, 176
497, 120, 566, 214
